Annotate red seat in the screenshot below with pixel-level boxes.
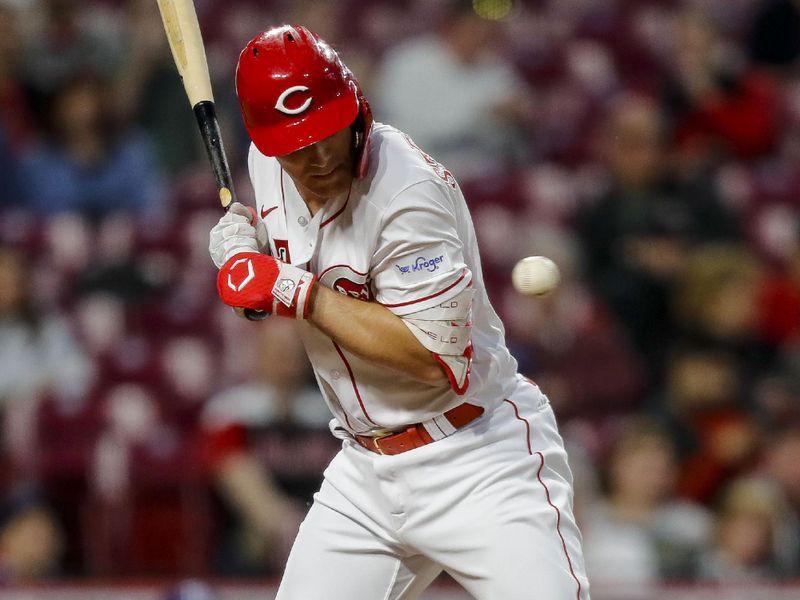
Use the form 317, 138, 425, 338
84, 436, 212, 576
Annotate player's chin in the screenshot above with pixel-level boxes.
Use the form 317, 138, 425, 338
306, 169, 352, 198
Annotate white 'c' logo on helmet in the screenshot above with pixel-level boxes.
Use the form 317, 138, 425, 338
275, 86, 313, 115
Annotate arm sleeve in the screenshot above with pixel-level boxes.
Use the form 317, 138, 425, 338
370, 179, 472, 316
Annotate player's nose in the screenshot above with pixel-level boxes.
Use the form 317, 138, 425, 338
307, 139, 336, 167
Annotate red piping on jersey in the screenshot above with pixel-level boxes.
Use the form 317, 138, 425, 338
279, 168, 291, 232
503, 399, 583, 600
318, 263, 369, 279
332, 341, 378, 427
320, 182, 352, 229
382, 269, 470, 309
279, 168, 351, 230
431, 342, 472, 396
330, 391, 354, 431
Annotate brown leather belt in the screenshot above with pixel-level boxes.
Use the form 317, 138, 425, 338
354, 403, 484, 456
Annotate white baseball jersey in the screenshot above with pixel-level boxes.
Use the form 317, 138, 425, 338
248, 122, 519, 434
246, 122, 590, 600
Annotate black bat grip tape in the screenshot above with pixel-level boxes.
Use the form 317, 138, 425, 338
194, 102, 265, 321
193, 100, 235, 208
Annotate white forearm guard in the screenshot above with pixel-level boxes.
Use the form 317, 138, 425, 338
402, 288, 474, 394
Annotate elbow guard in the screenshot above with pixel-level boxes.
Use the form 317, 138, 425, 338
401, 288, 474, 394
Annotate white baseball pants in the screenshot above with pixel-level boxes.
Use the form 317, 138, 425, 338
275, 379, 590, 599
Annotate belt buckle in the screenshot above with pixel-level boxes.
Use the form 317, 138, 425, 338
370, 429, 394, 455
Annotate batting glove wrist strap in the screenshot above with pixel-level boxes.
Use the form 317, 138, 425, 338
217, 252, 316, 320
272, 262, 316, 319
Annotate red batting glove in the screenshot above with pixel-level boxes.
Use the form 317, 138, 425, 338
217, 252, 316, 319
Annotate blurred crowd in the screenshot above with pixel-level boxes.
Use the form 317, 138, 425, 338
0, 0, 799, 589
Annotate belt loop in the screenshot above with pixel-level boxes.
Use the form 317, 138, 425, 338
412, 424, 434, 445
372, 437, 385, 455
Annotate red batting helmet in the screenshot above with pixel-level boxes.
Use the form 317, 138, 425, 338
236, 25, 372, 171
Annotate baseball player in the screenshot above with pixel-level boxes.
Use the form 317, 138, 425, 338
209, 25, 590, 600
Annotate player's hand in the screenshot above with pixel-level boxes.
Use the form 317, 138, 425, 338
209, 202, 268, 268
217, 252, 316, 319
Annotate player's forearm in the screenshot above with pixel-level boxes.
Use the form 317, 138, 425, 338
308, 285, 448, 386
216, 453, 298, 537
214, 255, 448, 385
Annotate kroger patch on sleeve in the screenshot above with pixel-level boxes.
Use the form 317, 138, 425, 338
392, 246, 453, 284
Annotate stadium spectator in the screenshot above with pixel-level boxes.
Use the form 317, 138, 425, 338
673, 244, 772, 384
578, 96, 738, 384
20, 74, 164, 217
581, 419, 712, 585
374, 0, 532, 179
759, 425, 800, 575
21, 0, 122, 100
0, 492, 63, 584
0, 2, 33, 154
700, 477, 785, 581
0, 245, 94, 488
750, 370, 800, 432
653, 345, 760, 504
200, 319, 338, 575
663, 10, 780, 162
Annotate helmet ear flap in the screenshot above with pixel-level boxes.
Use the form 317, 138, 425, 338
352, 116, 363, 152
353, 93, 373, 179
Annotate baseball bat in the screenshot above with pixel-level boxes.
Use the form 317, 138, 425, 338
156, 0, 234, 210
157, 0, 267, 321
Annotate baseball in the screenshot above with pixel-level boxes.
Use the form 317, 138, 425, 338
511, 256, 561, 296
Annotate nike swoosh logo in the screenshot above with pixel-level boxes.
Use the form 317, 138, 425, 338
260, 205, 278, 219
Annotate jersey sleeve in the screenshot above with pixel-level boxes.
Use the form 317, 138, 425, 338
370, 179, 471, 316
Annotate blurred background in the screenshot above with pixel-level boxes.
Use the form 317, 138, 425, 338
0, 0, 799, 597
